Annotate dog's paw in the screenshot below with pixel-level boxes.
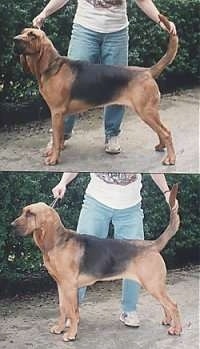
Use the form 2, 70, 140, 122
155, 143, 165, 152
50, 324, 65, 334
42, 148, 53, 158
168, 326, 182, 336
44, 155, 59, 166
162, 155, 176, 166
162, 319, 171, 326
63, 332, 77, 342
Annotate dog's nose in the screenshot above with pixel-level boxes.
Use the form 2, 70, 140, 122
13, 35, 21, 42
11, 220, 16, 227
13, 37, 25, 54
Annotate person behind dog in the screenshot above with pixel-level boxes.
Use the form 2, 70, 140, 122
33, 0, 176, 155
52, 172, 173, 327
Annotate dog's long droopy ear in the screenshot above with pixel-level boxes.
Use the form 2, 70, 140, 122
33, 228, 46, 251
20, 54, 30, 73
169, 183, 178, 210
33, 225, 55, 252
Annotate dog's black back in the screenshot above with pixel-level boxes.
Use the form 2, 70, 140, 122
77, 234, 142, 278
68, 59, 135, 106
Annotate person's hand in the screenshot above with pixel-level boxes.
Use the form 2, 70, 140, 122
160, 20, 177, 35
32, 11, 47, 28
52, 182, 66, 199
164, 190, 179, 211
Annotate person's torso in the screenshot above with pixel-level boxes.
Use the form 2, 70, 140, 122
74, 0, 128, 33
86, 173, 142, 209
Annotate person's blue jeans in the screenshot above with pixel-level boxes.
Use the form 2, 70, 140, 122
77, 194, 144, 313
64, 23, 129, 140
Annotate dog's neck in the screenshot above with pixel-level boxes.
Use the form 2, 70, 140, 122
33, 223, 75, 254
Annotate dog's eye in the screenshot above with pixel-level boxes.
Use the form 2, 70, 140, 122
28, 31, 37, 40
25, 210, 34, 217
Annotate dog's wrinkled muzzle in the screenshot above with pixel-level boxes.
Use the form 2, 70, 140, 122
11, 219, 26, 236
13, 36, 26, 54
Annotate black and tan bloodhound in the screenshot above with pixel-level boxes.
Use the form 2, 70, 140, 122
13, 15, 178, 166
12, 184, 182, 342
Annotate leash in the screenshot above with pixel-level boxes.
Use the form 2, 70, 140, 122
50, 197, 60, 208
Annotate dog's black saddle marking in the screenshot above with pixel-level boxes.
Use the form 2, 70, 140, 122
69, 60, 133, 106
77, 234, 141, 279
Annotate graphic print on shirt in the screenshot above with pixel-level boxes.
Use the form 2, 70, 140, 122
95, 173, 138, 186
85, 0, 123, 8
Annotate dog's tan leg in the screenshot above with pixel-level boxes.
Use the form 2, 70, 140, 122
50, 281, 79, 341
62, 285, 79, 342
45, 111, 64, 165
132, 81, 176, 165
134, 252, 181, 335
138, 109, 176, 165
158, 292, 182, 335
161, 306, 172, 326
155, 135, 166, 152
144, 282, 182, 335
50, 283, 67, 334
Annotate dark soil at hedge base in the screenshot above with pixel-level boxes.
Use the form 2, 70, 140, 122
0, 88, 199, 173
0, 266, 199, 349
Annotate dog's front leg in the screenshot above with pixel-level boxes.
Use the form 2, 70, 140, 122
45, 111, 64, 165
50, 283, 67, 334
62, 285, 79, 342
51, 280, 79, 341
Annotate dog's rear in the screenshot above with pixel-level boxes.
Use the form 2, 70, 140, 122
131, 184, 182, 336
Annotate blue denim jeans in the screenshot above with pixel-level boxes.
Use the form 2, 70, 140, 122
64, 23, 129, 139
77, 194, 144, 313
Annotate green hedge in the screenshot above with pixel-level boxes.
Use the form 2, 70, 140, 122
0, 173, 199, 284
0, 0, 199, 103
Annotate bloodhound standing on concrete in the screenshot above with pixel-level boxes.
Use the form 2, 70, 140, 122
13, 15, 178, 166
12, 184, 182, 342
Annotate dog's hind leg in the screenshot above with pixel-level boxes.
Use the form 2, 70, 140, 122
161, 306, 172, 326
132, 80, 176, 165
142, 278, 182, 335
138, 108, 176, 165
156, 290, 182, 335
155, 134, 166, 152
135, 253, 181, 335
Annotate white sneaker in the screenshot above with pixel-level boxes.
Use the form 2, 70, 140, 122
120, 311, 140, 327
105, 136, 121, 154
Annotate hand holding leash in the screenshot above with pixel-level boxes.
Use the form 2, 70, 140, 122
32, 11, 46, 28
52, 182, 66, 199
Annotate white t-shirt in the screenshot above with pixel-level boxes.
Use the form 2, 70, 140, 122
73, 0, 129, 33
86, 173, 142, 209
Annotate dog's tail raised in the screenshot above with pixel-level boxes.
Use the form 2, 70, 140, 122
154, 184, 180, 252
150, 14, 179, 79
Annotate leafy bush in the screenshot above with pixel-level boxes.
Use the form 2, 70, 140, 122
128, 0, 200, 89
0, 0, 199, 103
0, 173, 199, 285
0, 172, 88, 280
142, 174, 200, 267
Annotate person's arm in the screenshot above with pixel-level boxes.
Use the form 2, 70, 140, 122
52, 172, 78, 199
150, 173, 169, 194
33, 0, 70, 28
135, 0, 176, 34
150, 174, 178, 208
